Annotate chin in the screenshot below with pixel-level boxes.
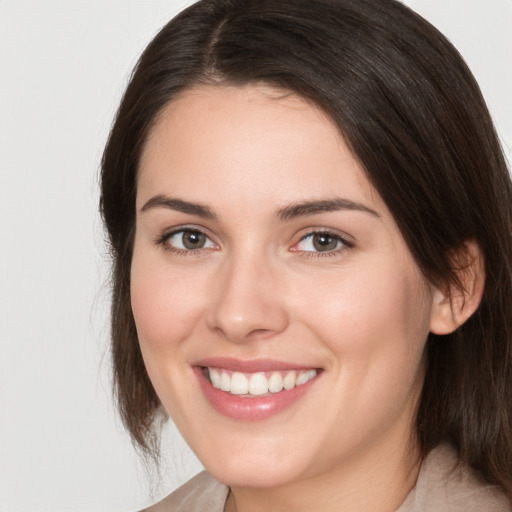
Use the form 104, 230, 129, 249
205, 457, 304, 489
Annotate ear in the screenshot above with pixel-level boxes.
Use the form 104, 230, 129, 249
429, 240, 485, 335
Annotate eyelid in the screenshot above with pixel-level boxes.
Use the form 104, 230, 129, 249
155, 225, 220, 253
154, 225, 353, 257
290, 228, 354, 255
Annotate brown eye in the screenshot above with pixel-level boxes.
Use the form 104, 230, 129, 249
295, 231, 349, 254
182, 230, 207, 249
312, 233, 339, 252
165, 229, 216, 251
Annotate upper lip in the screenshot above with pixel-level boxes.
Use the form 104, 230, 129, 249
192, 357, 319, 373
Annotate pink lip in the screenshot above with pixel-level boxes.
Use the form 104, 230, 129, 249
192, 359, 321, 422
192, 357, 314, 373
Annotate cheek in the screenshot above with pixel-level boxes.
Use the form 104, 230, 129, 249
303, 266, 432, 440
129, 249, 211, 415
130, 251, 206, 354
297, 259, 432, 376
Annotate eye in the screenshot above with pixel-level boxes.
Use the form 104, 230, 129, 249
293, 231, 352, 254
164, 229, 217, 252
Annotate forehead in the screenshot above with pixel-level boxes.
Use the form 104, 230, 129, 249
137, 84, 383, 216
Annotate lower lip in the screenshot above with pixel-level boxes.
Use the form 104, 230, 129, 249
194, 367, 319, 421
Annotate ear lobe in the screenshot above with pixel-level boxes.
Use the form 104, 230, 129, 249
429, 240, 486, 335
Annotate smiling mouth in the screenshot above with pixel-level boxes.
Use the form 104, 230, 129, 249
201, 367, 319, 397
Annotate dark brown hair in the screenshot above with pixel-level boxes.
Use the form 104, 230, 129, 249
101, 0, 512, 495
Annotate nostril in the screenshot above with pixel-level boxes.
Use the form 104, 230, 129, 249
206, 271, 290, 342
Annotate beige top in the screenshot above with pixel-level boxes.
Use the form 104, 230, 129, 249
144, 445, 510, 511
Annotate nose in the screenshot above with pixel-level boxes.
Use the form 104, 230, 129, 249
206, 253, 289, 343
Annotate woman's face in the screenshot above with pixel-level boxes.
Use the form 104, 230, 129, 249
131, 84, 437, 488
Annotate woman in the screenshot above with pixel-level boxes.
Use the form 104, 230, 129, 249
100, 0, 512, 510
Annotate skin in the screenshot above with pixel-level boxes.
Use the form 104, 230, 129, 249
130, 84, 472, 511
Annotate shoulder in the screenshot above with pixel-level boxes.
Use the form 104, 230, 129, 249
142, 471, 229, 512
398, 444, 511, 512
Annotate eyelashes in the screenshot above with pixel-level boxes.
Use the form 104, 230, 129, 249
155, 227, 219, 256
156, 226, 354, 258
165, 229, 216, 250
292, 230, 353, 257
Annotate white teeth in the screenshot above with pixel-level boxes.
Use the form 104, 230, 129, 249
296, 369, 317, 386
268, 372, 284, 393
230, 372, 249, 395
283, 371, 296, 390
209, 368, 221, 389
207, 368, 317, 396
249, 373, 268, 395
220, 372, 231, 392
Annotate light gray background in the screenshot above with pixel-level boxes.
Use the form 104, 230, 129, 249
0, 1, 511, 511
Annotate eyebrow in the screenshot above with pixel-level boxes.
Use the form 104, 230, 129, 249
140, 195, 379, 222
140, 195, 217, 219
275, 198, 379, 221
